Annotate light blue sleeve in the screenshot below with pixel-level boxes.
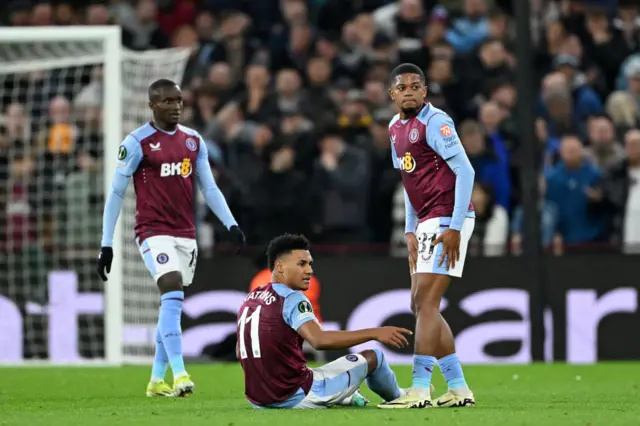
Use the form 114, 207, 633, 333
425, 113, 465, 161
445, 153, 475, 231
390, 138, 400, 169
195, 136, 238, 230
282, 291, 317, 331
404, 190, 418, 234
101, 135, 143, 247
423, 113, 474, 231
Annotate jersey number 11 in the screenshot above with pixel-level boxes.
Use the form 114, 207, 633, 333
238, 306, 262, 359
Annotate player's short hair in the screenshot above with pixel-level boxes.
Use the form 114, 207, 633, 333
266, 233, 310, 271
389, 63, 425, 85
148, 78, 179, 101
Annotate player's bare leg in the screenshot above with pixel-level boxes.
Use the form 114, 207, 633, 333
411, 273, 448, 404
411, 273, 474, 407
438, 315, 455, 356
380, 272, 466, 409
156, 271, 194, 397
431, 314, 474, 407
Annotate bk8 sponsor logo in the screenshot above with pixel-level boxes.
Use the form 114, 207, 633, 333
160, 158, 192, 178
397, 152, 416, 173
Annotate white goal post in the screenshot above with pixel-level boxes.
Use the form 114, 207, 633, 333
0, 26, 191, 365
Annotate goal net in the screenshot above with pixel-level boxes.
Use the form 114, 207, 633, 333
0, 27, 191, 364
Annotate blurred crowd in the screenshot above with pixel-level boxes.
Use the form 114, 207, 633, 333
0, 0, 639, 258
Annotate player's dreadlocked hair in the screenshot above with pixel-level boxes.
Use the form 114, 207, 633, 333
266, 234, 311, 271
148, 78, 178, 101
389, 63, 425, 85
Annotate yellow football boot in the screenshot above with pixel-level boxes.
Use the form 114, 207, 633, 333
172, 374, 195, 397
146, 380, 173, 397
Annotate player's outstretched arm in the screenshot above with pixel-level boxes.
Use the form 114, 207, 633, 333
97, 136, 142, 281
194, 138, 246, 250
297, 320, 412, 351
283, 291, 412, 350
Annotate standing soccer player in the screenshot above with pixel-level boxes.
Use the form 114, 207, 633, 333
97, 79, 246, 397
378, 64, 476, 409
238, 233, 415, 409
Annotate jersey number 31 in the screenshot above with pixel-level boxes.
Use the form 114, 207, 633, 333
238, 306, 262, 359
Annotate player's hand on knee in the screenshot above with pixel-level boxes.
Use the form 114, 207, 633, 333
406, 232, 418, 273
374, 326, 413, 349
433, 229, 461, 270
228, 225, 246, 254
97, 246, 113, 282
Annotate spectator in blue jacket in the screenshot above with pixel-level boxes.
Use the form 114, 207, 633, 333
545, 135, 608, 246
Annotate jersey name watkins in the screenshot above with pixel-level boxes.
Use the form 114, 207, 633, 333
244, 289, 277, 305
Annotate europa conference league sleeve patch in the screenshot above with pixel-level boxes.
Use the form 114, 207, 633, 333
118, 145, 127, 160
298, 301, 313, 313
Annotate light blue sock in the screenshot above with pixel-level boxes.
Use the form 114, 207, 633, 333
159, 291, 186, 377
412, 355, 437, 389
365, 349, 402, 401
150, 324, 169, 381
438, 353, 468, 391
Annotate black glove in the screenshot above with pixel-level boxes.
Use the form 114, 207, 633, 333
228, 225, 246, 253
97, 246, 113, 281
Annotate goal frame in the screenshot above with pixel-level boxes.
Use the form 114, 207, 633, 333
0, 26, 123, 365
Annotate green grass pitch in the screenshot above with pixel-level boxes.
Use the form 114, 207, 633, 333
1, 363, 638, 425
